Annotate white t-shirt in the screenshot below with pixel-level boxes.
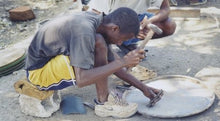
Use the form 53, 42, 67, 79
88, 0, 164, 14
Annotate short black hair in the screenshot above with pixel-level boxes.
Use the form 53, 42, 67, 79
103, 7, 140, 36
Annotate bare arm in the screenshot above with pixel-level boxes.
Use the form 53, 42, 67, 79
148, 0, 170, 23
108, 48, 150, 97
112, 57, 153, 98
74, 47, 145, 88
115, 68, 152, 95
109, 46, 156, 98
74, 59, 123, 87
137, 0, 171, 39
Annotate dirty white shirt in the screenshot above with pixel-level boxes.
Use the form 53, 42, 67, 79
88, 0, 164, 14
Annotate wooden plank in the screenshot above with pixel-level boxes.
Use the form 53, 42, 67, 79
147, 7, 200, 19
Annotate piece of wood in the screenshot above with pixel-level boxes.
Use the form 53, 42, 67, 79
147, 7, 200, 19
138, 30, 154, 49
9, 6, 35, 21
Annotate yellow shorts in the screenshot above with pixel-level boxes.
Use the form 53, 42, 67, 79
27, 55, 76, 90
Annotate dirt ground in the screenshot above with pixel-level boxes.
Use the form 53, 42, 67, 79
0, 0, 220, 121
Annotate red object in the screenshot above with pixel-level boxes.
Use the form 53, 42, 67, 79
9, 6, 35, 21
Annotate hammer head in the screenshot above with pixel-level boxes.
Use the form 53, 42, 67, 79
148, 24, 163, 35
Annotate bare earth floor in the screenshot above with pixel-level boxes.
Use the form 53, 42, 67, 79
0, 1, 220, 121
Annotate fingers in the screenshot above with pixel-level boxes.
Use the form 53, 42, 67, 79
137, 28, 149, 40
129, 50, 143, 62
140, 16, 149, 30
123, 48, 147, 68
135, 48, 145, 59
137, 34, 145, 40
128, 49, 145, 65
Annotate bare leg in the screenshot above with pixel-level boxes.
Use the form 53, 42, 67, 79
94, 35, 109, 103
153, 17, 176, 38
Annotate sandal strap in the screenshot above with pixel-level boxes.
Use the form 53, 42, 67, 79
94, 98, 104, 105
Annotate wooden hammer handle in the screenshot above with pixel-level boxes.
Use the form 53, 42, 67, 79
138, 30, 154, 49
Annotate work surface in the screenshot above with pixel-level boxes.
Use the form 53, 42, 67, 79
0, 1, 220, 121
126, 75, 215, 118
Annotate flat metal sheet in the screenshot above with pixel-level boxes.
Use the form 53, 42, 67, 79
125, 75, 215, 118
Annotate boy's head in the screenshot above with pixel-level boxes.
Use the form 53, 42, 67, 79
103, 7, 140, 45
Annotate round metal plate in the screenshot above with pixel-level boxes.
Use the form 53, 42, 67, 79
125, 75, 215, 118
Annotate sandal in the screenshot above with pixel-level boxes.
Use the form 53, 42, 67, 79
147, 89, 164, 107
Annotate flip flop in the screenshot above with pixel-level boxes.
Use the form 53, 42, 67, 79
116, 85, 131, 92
84, 102, 95, 110
147, 89, 164, 107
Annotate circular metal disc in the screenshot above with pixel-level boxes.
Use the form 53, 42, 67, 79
125, 75, 215, 118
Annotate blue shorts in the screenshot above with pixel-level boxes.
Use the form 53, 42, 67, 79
122, 12, 154, 46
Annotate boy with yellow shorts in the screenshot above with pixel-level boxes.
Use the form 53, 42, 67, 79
23, 7, 163, 118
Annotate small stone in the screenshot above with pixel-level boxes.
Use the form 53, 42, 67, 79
19, 91, 61, 117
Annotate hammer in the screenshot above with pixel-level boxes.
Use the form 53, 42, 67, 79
138, 16, 163, 49
128, 23, 162, 73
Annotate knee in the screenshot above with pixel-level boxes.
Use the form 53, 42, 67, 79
164, 18, 176, 35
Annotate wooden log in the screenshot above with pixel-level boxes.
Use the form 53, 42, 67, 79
147, 7, 200, 19
9, 6, 35, 21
